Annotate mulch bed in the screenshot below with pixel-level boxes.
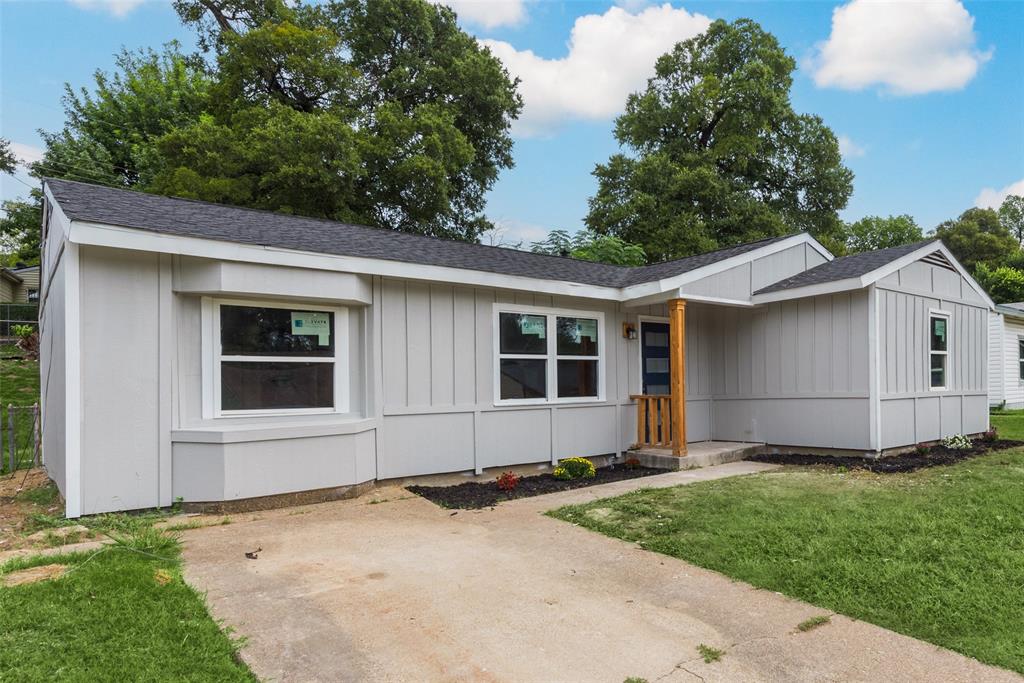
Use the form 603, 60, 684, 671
747, 439, 1024, 473
407, 465, 667, 509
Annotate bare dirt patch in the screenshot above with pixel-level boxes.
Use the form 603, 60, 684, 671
0, 468, 91, 554
2, 562, 67, 587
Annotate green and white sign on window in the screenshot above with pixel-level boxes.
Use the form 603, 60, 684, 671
291, 311, 331, 346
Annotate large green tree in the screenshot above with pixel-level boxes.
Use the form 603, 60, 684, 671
934, 207, 1018, 272
845, 214, 922, 254
974, 263, 1024, 304
0, 138, 16, 174
154, 0, 521, 240
586, 19, 853, 262
0, 138, 41, 266
34, 43, 211, 187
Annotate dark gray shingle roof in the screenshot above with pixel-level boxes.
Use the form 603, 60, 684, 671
754, 239, 938, 295
45, 178, 799, 289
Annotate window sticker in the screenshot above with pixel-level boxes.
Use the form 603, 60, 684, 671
576, 318, 598, 342
519, 316, 546, 338
291, 311, 331, 346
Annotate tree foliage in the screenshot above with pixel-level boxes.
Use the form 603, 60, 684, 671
934, 207, 1018, 272
845, 214, 923, 253
153, 0, 522, 240
0, 194, 42, 267
33, 0, 520, 243
586, 19, 852, 262
531, 229, 646, 266
974, 263, 1024, 304
0, 138, 16, 175
999, 195, 1024, 245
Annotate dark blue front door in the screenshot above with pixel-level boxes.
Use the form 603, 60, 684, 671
641, 322, 670, 395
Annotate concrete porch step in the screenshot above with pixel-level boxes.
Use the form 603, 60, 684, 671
629, 441, 764, 471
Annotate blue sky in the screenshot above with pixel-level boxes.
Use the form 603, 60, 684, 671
2, 0, 1022, 248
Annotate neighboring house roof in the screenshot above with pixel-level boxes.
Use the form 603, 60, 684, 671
45, 178, 802, 290
754, 240, 937, 295
995, 303, 1024, 320
0, 268, 23, 284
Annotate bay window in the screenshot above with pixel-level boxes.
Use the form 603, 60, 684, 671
206, 300, 348, 416
495, 306, 603, 403
929, 311, 949, 390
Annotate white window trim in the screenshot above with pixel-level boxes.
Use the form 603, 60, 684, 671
492, 303, 606, 406
1017, 335, 1024, 383
202, 297, 349, 418
928, 308, 951, 392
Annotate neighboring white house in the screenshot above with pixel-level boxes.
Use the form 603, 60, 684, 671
39, 179, 995, 517
988, 303, 1024, 409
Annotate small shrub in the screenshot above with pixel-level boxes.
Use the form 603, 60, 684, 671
623, 457, 641, 470
697, 644, 724, 663
555, 457, 596, 480
552, 466, 569, 480
982, 427, 998, 444
11, 324, 34, 338
496, 471, 520, 491
914, 442, 930, 456
941, 434, 973, 451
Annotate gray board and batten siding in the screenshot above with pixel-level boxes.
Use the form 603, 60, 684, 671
39, 178, 993, 515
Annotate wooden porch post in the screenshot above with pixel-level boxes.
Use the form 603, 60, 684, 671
669, 298, 687, 456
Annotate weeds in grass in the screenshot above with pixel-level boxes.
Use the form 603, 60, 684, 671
623, 678, 649, 683
797, 615, 831, 632
14, 482, 59, 506
697, 644, 724, 663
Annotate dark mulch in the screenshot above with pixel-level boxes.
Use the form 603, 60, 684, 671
747, 439, 1024, 473
407, 465, 667, 509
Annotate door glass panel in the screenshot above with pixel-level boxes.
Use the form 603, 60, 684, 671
646, 358, 669, 374
645, 332, 668, 347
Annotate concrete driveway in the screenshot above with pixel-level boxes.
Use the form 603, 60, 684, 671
181, 463, 1020, 683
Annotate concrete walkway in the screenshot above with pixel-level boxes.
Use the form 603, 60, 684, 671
181, 462, 1020, 683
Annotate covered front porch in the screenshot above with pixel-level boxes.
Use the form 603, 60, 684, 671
626, 297, 762, 463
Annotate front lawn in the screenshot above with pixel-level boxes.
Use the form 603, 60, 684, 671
0, 527, 254, 681
551, 449, 1024, 674
991, 410, 1024, 440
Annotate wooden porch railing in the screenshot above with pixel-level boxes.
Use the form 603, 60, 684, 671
630, 394, 673, 449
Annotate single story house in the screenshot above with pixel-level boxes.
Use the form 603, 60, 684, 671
988, 302, 1024, 409
0, 264, 40, 303
40, 179, 993, 517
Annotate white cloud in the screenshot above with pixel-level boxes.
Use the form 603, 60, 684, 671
429, 0, 526, 30
9, 142, 44, 167
484, 218, 552, 247
67, 0, 146, 18
975, 178, 1024, 210
811, 0, 992, 95
482, 4, 711, 137
837, 135, 865, 159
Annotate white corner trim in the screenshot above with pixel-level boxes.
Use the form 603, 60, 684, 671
868, 284, 881, 452
64, 241, 83, 518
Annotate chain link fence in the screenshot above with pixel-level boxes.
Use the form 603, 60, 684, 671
2, 403, 40, 474
0, 303, 39, 341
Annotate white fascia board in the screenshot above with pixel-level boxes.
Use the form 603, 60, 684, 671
751, 276, 866, 304
620, 232, 820, 303
624, 288, 755, 308
860, 241, 995, 310
67, 221, 624, 302
804, 233, 836, 263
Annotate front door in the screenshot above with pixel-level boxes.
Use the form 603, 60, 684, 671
640, 321, 670, 395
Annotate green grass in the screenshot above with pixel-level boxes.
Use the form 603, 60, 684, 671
697, 644, 724, 663
0, 529, 254, 682
1, 357, 40, 472
551, 449, 1024, 674
991, 410, 1024, 440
